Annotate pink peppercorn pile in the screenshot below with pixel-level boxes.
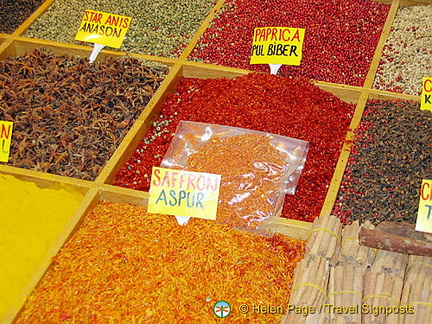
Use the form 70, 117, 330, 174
189, 0, 389, 87
114, 73, 355, 222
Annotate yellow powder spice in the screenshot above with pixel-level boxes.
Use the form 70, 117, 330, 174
0, 174, 84, 320
17, 202, 305, 323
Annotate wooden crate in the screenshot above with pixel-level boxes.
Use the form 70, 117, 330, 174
0, 0, 427, 322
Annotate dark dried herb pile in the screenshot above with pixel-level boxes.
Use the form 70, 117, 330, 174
0, 0, 45, 34
334, 100, 432, 225
0, 48, 168, 180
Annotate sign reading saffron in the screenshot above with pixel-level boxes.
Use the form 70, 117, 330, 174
421, 77, 432, 112
250, 27, 305, 66
0, 121, 13, 162
148, 167, 221, 221
416, 179, 432, 233
75, 10, 131, 48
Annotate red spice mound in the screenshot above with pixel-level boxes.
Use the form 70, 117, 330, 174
17, 202, 305, 323
189, 0, 389, 86
114, 73, 355, 222
184, 132, 296, 232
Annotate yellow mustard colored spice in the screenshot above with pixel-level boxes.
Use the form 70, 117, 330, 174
0, 174, 84, 320
17, 202, 305, 323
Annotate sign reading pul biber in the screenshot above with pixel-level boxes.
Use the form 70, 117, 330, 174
421, 77, 432, 112
0, 121, 13, 162
75, 10, 131, 48
148, 167, 221, 221
416, 179, 432, 233
250, 27, 305, 66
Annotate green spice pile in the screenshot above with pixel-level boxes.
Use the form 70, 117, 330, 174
0, 0, 45, 34
17, 202, 305, 323
334, 100, 432, 225
24, 0, 216, 57
373, 5, 432, 96
0, 48, 168, 180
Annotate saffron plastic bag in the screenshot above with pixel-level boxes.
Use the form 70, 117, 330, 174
161, 121, 309, 236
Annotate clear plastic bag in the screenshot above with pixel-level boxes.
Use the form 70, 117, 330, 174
161, 121, 309, 236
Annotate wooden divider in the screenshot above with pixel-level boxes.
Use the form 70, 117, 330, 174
10, 0, 57, 37
373, 0, 431, 6
363, 0, 401, 89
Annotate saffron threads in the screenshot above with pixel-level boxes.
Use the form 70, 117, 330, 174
17, 202, 306, 323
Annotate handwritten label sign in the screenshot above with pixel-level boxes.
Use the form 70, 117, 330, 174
421, 77, 432, 112
415, 179, 432, 233
250, 27, 305, 66
148, 167, 221, 221
0, 121, 13, 162
75, 10, 131, 48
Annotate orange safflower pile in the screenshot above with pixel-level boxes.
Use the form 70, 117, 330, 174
18, 202, 305, 323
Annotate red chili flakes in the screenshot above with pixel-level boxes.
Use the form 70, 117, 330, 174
189, 0, 389, 86
16, 202, 305, 323
114, 73, 355, 222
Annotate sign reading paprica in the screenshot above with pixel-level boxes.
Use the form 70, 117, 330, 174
250, 27, 305, 66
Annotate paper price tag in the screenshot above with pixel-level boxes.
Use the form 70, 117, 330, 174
415, 179, 432, 233
421, 77, 432, 112
148, 167, 221, 221
0, 121, 13, 162
250, 27, 305, 66
75, 10, 131, 49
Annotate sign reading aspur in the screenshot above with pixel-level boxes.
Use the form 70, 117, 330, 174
148, 167, 221, 221
421, 77, 432, 112
250, 27, 305, 66
416, 179, 432, 233
75, 10, 131, 48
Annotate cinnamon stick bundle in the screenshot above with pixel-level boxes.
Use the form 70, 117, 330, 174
327, 262, 363, 324
283, 257, 329, 324
284, 214, 342, 324
327, 221, 374, 324
306, 213, 342, 262
399, 255, 432, 323
362, 250, 407, 323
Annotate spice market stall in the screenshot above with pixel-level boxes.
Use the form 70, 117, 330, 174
0, 0, 431, 323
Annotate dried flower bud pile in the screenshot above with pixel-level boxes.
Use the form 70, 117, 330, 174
24, 0, 216, 57
114, 73, 355, 222
333, 100, 432, 225
190, 0, 389, 86
373, 5, 432, 96
0, 0, 45, 34
17, 202, 306, 323
0, 48, 168, 180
